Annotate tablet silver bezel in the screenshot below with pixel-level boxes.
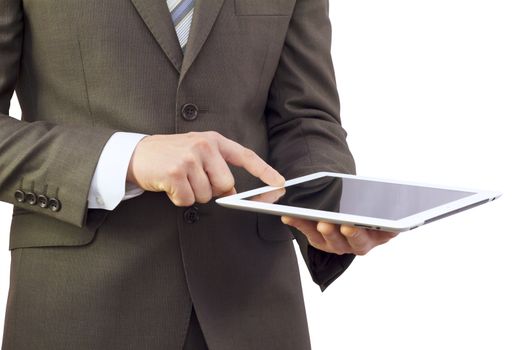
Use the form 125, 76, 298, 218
215, 172, 501, 232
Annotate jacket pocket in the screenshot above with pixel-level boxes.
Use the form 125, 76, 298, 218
9, 207, 109, 249
234, 0, 295, 16
256, 212, 294, 242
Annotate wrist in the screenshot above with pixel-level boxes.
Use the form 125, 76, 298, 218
126, 135, 148, 186
126, 160, 137, 186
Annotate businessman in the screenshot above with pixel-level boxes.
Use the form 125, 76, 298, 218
0, 0, 398, 348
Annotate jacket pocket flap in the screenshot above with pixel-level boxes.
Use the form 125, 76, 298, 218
9, 208, 109, 249
256, 212, 294, 242
235, 0, 295, 16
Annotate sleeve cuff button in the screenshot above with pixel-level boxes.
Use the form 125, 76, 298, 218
14, 190, 26, 203
49, 198, 62, 212
26, 192, 37, 205
37, 194, 49, 208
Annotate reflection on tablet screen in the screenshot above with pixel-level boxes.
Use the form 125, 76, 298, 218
246, 176, 475, 220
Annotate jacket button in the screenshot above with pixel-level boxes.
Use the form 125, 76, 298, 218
181, 103, 198, 121
49, 198, 62, 212
37, 194, 49, 208
183, 206, 199, 224
26, 192, 37, 205
14, 189, 26, 203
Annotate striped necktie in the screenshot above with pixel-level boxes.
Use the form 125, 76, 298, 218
167, 0, 195, 53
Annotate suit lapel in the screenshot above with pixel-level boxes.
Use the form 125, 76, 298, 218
130, 0, 184, 73
129, 0, 225, 81
179, 0, 225, 83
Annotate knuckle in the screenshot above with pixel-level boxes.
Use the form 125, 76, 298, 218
167, 165, 185, 180
193, 137, 212, 152
170, 196, 182, 206
186, 131, 199, 139
177, 196, 195, 207
217, 173, 235, 189
224, 176, 235, 190
168, 194, 182, 207
181, 154, 198, 168
211, 174, 235, 194
167, 186, 194, 207
218, 182, 234, 194
206, 131, 221, 140
196, 191, 213, 204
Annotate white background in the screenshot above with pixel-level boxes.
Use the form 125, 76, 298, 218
1, 0, 524, 348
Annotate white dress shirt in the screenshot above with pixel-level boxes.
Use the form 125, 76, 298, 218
87, 132, 150, 210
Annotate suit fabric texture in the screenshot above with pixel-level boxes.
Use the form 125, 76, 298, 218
0, 0, 357, 348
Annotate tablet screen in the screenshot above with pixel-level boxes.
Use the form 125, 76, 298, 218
245, 176, 475, 220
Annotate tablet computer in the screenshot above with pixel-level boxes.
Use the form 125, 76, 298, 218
215, 172, 501, 232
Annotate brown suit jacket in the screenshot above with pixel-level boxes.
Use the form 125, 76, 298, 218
0, 0, 356, 348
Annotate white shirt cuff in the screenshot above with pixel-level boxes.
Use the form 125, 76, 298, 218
87, 131, 149, 210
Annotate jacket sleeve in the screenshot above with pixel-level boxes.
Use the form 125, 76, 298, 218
265, 0, 357, 291
0, 0, 119, 228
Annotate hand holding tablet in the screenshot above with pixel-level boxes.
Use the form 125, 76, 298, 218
281, 215, 400, 256
216, 172, 500, 255
247, 182, 402, 255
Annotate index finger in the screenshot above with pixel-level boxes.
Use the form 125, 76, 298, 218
250, 187, 286, 203
217, 136, 285, 187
